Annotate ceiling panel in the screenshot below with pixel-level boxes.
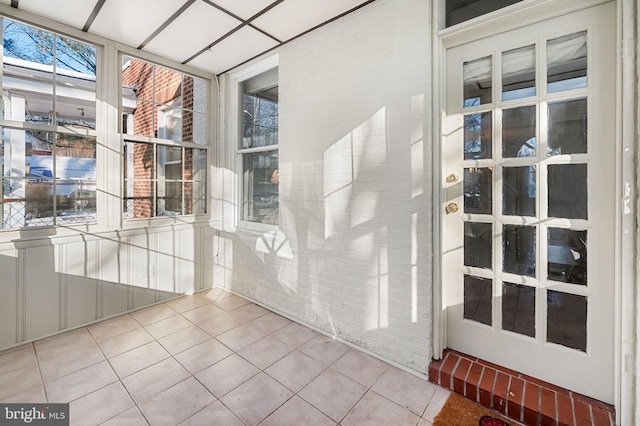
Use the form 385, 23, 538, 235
18, 0, 93, 31
252, 0, 368, 42
143, 1, 241, 64
208, 0, 276, 20
188, 26, 278, 74
90, 0, 186, 48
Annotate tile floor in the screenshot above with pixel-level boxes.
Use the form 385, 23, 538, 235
0, 288, 451, 426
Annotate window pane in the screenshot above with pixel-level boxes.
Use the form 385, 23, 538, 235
154, 66, 182, 107
502, 282, 535, 337
503, 224, 536, 277
464, 222, 492, 269
447, 0, 523, 27
464, 275, 492, 326
243, 87, 279, 149
129, 101, 155, 138
184, 76, 207, 113
464, 167, 492, 214
547, 290, 587, 351
156, 108, 182, 141
502, 44, 536, 101
184, 111, 207, 144
548, 164, 587, 219
502, 105, 536, 158
503, 166, 536, 217
548, 228, 587, 285
547, 31, 587, 93
243, 151, 279, 225
123, 58, 154, 101
124, 141, 155, 219
548, 98, 587, 156
463, 56, 492, 107
464, 112, 492, 160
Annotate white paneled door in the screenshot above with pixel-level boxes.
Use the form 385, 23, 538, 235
442, 2, 616, 403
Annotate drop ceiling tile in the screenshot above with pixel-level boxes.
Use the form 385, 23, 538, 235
253, 0, 369, 42
188, 26, 277, 75
90, 0, 187, 48
143, 1, 241, 64
17, 0, 94, 31
208, 0, 276, 20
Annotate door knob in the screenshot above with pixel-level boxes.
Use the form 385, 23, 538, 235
445, 203, 459, 214
446, 174, 458, 183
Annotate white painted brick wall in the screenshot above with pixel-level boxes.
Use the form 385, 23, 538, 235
216, 0, 433, 373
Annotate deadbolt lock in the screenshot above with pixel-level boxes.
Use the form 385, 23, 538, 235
445, 203, 459, 214
445, 174, 458, 183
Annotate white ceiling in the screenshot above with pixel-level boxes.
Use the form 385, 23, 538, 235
9, 0, 376, 75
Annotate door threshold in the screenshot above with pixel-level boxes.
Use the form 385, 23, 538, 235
428, 349, 615, 426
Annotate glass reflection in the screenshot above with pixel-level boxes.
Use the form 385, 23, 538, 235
548, 98, 587, 156
548, 164, 587, 219
547, 290, 587, 352
502, 105, 536, 158
464, 222, 492, 269
547, 31, 587, 93
502, 44, 536, 101
464, 168, 492, 214
464, 56, 492, 107
503, 166, 536, 217
548, 228, 587, 285
503, 224, 536, 277
464, 112, 492, 160
464, 275, 492, 326
502, 283, 535, 337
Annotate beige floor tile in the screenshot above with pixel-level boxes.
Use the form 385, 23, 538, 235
342, 390, 420, 426
38, 345, 105, 382
271, 322, 318, 347
249, 312, 292, 333
197, 312, 245, 336
238, 336, 293, 370
213, 293, 251, 311
419, 419, 434, 426
179, 400, 243, 426
331, 348, 389, 387
372, 365, 439, 416
122, 358, 190, 404
196, 288, 225, 303
109, 341, 170, 379
138, 378, 215, 426
87, 314, 141, 342
157, 325, 211, 355
130, 304, 178, 326
35, 328, 96, 359
298, 368, 367, 423
260, 395, 337, 426
144, 315, 192, 340
45, 360, 118, 403
0, 385, 46, 403
299, 334, 350, 367
181, 304, 226, 324
221, 372, 293, 426
216, 323, 268, 351
69, 382, 134, 426
166, 295, 210, 313
195, 354, 259, 398
0, 364, 43, 401
0, 344, 38, 375
228, 303, 270, 322
265, 350, 325, 392
422, 386, 451, 423
98, 328, 155, 359
174, 338, 233, 374
101, 407, 148, 426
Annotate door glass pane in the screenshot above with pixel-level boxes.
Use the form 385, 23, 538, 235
502, 105, 536, 158
548, 164, 587, 219
502, 44, 536, 101
464, 112, 492, 160
503, 224, 536, 277
464, 56, 492, 107
464, 167, 492, 214
503, 166, 536, 217
548, 98, 587, 156
447, 0, 523, 27
464, 275, 492, 326
502, 282, 535, 337
464, 222, 492, 269
548, 228, 587, 285
547, 31, 587, 93
547, 290, 587, 351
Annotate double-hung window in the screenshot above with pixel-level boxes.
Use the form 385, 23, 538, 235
1, 18, 97, 229
121, 56, 208, 219
238, 67, 279, 226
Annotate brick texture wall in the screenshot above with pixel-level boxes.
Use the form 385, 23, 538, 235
216, 0, 433, 373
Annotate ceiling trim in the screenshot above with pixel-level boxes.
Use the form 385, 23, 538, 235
137, 0, 195, 50
82, 0, 107, 32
